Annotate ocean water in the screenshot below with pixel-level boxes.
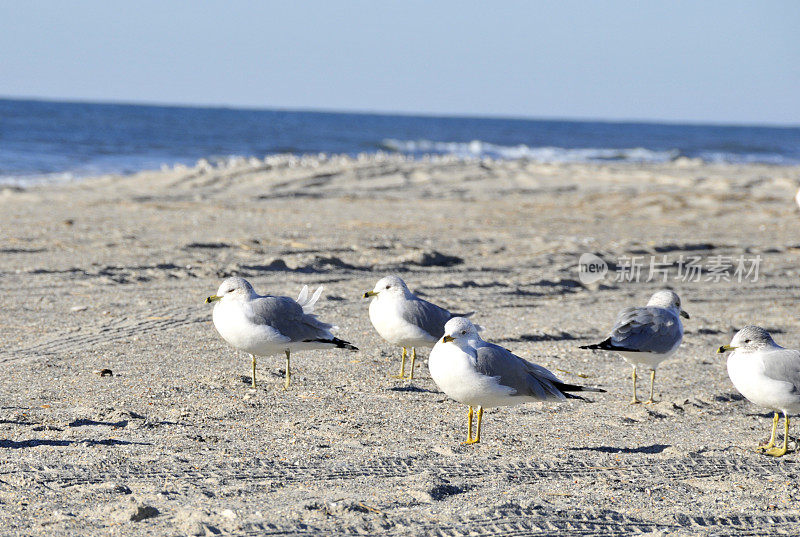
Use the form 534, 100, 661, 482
1, 98, 799, 185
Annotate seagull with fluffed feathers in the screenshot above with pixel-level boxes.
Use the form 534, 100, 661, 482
206, 277, 357, 389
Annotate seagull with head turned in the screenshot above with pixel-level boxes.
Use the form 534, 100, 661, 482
206, 277, 357, 389
580, 289, 689, 404
429, 317, 604, 444
363, 275, 473, 380
719, 326, 800, 457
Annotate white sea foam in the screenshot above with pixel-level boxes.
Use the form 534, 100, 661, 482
698, 151, 790, 165
2, 142, 795, 188
0, 171, 77, 187
381, 138, 680, 163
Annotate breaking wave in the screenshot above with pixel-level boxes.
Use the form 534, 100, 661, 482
380, 138, 795, 165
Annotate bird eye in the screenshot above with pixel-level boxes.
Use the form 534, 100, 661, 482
745, 339, 751, 343
461, 330, 467, 335
386, 285, 392, 289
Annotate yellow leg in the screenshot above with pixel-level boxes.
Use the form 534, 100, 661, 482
250, 354, 257, 389
393, 347, 407, 378
644, 370, 656, 404
408, 348, 417, 380
765, 415, 790, 457
463, 406, 483, 445
630, 366, 639, 404
462, 406, 474, 444
284, 350, 291, 390
757, 412, 780, 451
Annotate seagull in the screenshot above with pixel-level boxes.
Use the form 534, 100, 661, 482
718, 326, 800, 457
580, 289, 688, 404
206, 277, 357, 389
429, 317, 604, 444
363, 275, 472, 380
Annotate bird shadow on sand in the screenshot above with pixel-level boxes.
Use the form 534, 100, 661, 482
68, 419, 129, 428
0, 419, 36, 426
746, 411, 781, 418
501, 332, 578, 343
0, 438, 151, 449
569, 444, 671, 454
387, 385, 438, 394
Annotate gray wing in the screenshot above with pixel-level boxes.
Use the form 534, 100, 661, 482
400, 297, 454, 339
762, 348, 800, 393
609, 306, 681, 353
245, 296, 334, 342
474, 344, 567, 401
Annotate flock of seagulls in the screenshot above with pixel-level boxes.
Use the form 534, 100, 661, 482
207, 276, 800, 454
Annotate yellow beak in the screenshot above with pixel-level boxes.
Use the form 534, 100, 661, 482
363, 291, 377, 298
205, 295, 221, 304
442, 335, 455, 343
717, 344, 737, 354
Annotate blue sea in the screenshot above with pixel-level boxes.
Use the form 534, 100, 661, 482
1, 98, 799, 185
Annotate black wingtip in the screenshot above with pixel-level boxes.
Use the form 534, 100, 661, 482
332, 337, 358, 351
579, 337, 613, 350
554, 381, 606, 395
303, 337, 358, 351
579, 338, 639, 353
561, 388, 606, 403
564, 392, 588, 401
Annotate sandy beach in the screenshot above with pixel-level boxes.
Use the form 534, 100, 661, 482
3, 155, 800, 535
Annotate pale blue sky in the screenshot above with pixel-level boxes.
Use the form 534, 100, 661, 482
1, 1, 798, 125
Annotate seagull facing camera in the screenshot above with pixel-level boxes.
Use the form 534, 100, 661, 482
719, 325, 800, 457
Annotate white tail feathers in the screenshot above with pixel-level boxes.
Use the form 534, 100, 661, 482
309, 286, 323, 310
296, 285, 309, 305
296, 285, 324, 314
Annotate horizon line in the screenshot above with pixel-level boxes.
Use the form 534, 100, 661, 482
2, 94, 799, 130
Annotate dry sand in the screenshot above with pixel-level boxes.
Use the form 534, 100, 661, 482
2, 154, 800, 535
